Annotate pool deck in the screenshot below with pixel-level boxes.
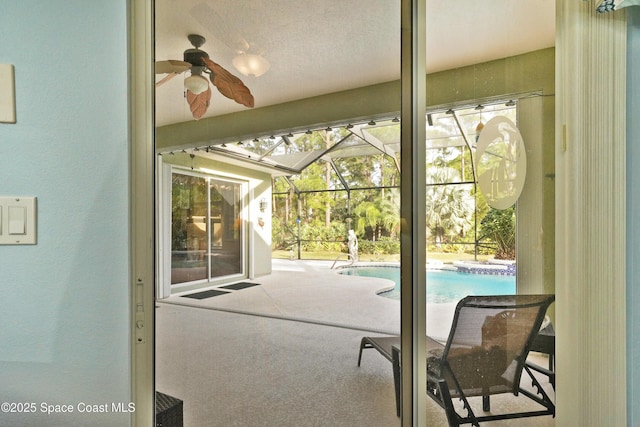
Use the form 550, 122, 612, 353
161, 259, 458, 341
157, 259, 554, 426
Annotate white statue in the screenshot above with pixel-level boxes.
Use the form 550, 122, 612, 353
348, 229, 358, 262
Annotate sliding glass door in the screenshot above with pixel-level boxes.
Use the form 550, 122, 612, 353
209, 178, 243, 279
170, 170, 245, 285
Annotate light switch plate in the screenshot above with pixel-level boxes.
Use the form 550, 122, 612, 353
0, 64, 16, 124
0, 197, 36, 245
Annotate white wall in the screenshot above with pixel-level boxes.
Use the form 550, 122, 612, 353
0, 1, 131, 426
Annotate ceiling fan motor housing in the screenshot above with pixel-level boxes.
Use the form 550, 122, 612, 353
184, 48, 210, 69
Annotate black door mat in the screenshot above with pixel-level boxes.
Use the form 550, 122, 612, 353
181, 289, 229, 299
220, 282, 261, 291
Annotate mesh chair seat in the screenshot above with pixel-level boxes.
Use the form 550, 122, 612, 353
425, 294, 556, 426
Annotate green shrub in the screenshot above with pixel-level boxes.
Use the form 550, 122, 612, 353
300, 222, 347, 252
358, 238, 400, 255
479, 207, 516, 260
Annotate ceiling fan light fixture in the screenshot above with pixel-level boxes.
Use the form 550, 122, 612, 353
184, 74, 209, 94
232, 53, 271, 77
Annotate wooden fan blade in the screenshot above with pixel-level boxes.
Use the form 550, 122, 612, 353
186, 86, 212, 120
156, 60, 191, 74
202, 57, 255, 108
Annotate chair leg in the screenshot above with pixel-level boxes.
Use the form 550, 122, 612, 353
549, 355, 555, 389
437, 378, 461, 427
392, 346, 401, 417
357, 338, 366, 366
482, 395, 490, 412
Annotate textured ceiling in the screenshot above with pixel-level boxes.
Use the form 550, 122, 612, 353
155, 0, 555, 127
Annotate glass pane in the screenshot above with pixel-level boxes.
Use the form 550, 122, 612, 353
425, 103, 517, 258
209, 178, 243, 278
333, 155, 389, 189
264, 129, 341, 171
170, 173, 208, 284
242, 136, 284, 156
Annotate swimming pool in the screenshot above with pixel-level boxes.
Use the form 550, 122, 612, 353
339, 265, 515, 304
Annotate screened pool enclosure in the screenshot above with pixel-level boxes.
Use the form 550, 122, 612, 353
158, 99, 522, 289
169, 100, 521, 261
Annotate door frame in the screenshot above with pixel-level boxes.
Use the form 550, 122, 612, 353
129, 0, 155, 425
130, 1, 631, 425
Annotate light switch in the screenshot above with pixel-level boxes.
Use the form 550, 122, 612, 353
8, 206, 26, 235
0, 197, 36, 244
0, 64, 16, 124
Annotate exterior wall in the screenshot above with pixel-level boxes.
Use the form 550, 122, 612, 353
0, 1, 131, 427
426, 48, 555, 106
156, 81, 401, 149
161, 153, 272, 295
627, 8, 640, 427
516, 97, 553, 297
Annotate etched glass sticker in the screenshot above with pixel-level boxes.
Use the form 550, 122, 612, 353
475, 116, 527, 209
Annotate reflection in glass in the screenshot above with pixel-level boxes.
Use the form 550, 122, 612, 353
209, 179, 242, 278
170, 173, 208, 284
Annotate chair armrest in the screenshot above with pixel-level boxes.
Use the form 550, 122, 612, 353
525, 360, 553, 377
525, 360, 555, 390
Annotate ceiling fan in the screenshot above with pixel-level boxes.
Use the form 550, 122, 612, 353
155, 34, 254, 120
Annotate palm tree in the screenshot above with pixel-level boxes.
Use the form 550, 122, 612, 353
353, 200, 383, 241
353, 188, 401, 241
380, 188, 400, 238
425, 167, 474, 247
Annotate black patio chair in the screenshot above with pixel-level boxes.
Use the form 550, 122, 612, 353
390, 294, 555, 425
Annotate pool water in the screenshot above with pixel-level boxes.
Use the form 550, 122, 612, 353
340, 266, 515, 304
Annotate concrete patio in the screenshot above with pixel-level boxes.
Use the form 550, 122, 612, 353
162, 259, 460, 341
156, 259, 554, 426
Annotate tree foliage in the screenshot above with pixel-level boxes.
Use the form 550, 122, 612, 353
425, 167, 475, 246
480, 206, 516, 259
352, 188, 400, 241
